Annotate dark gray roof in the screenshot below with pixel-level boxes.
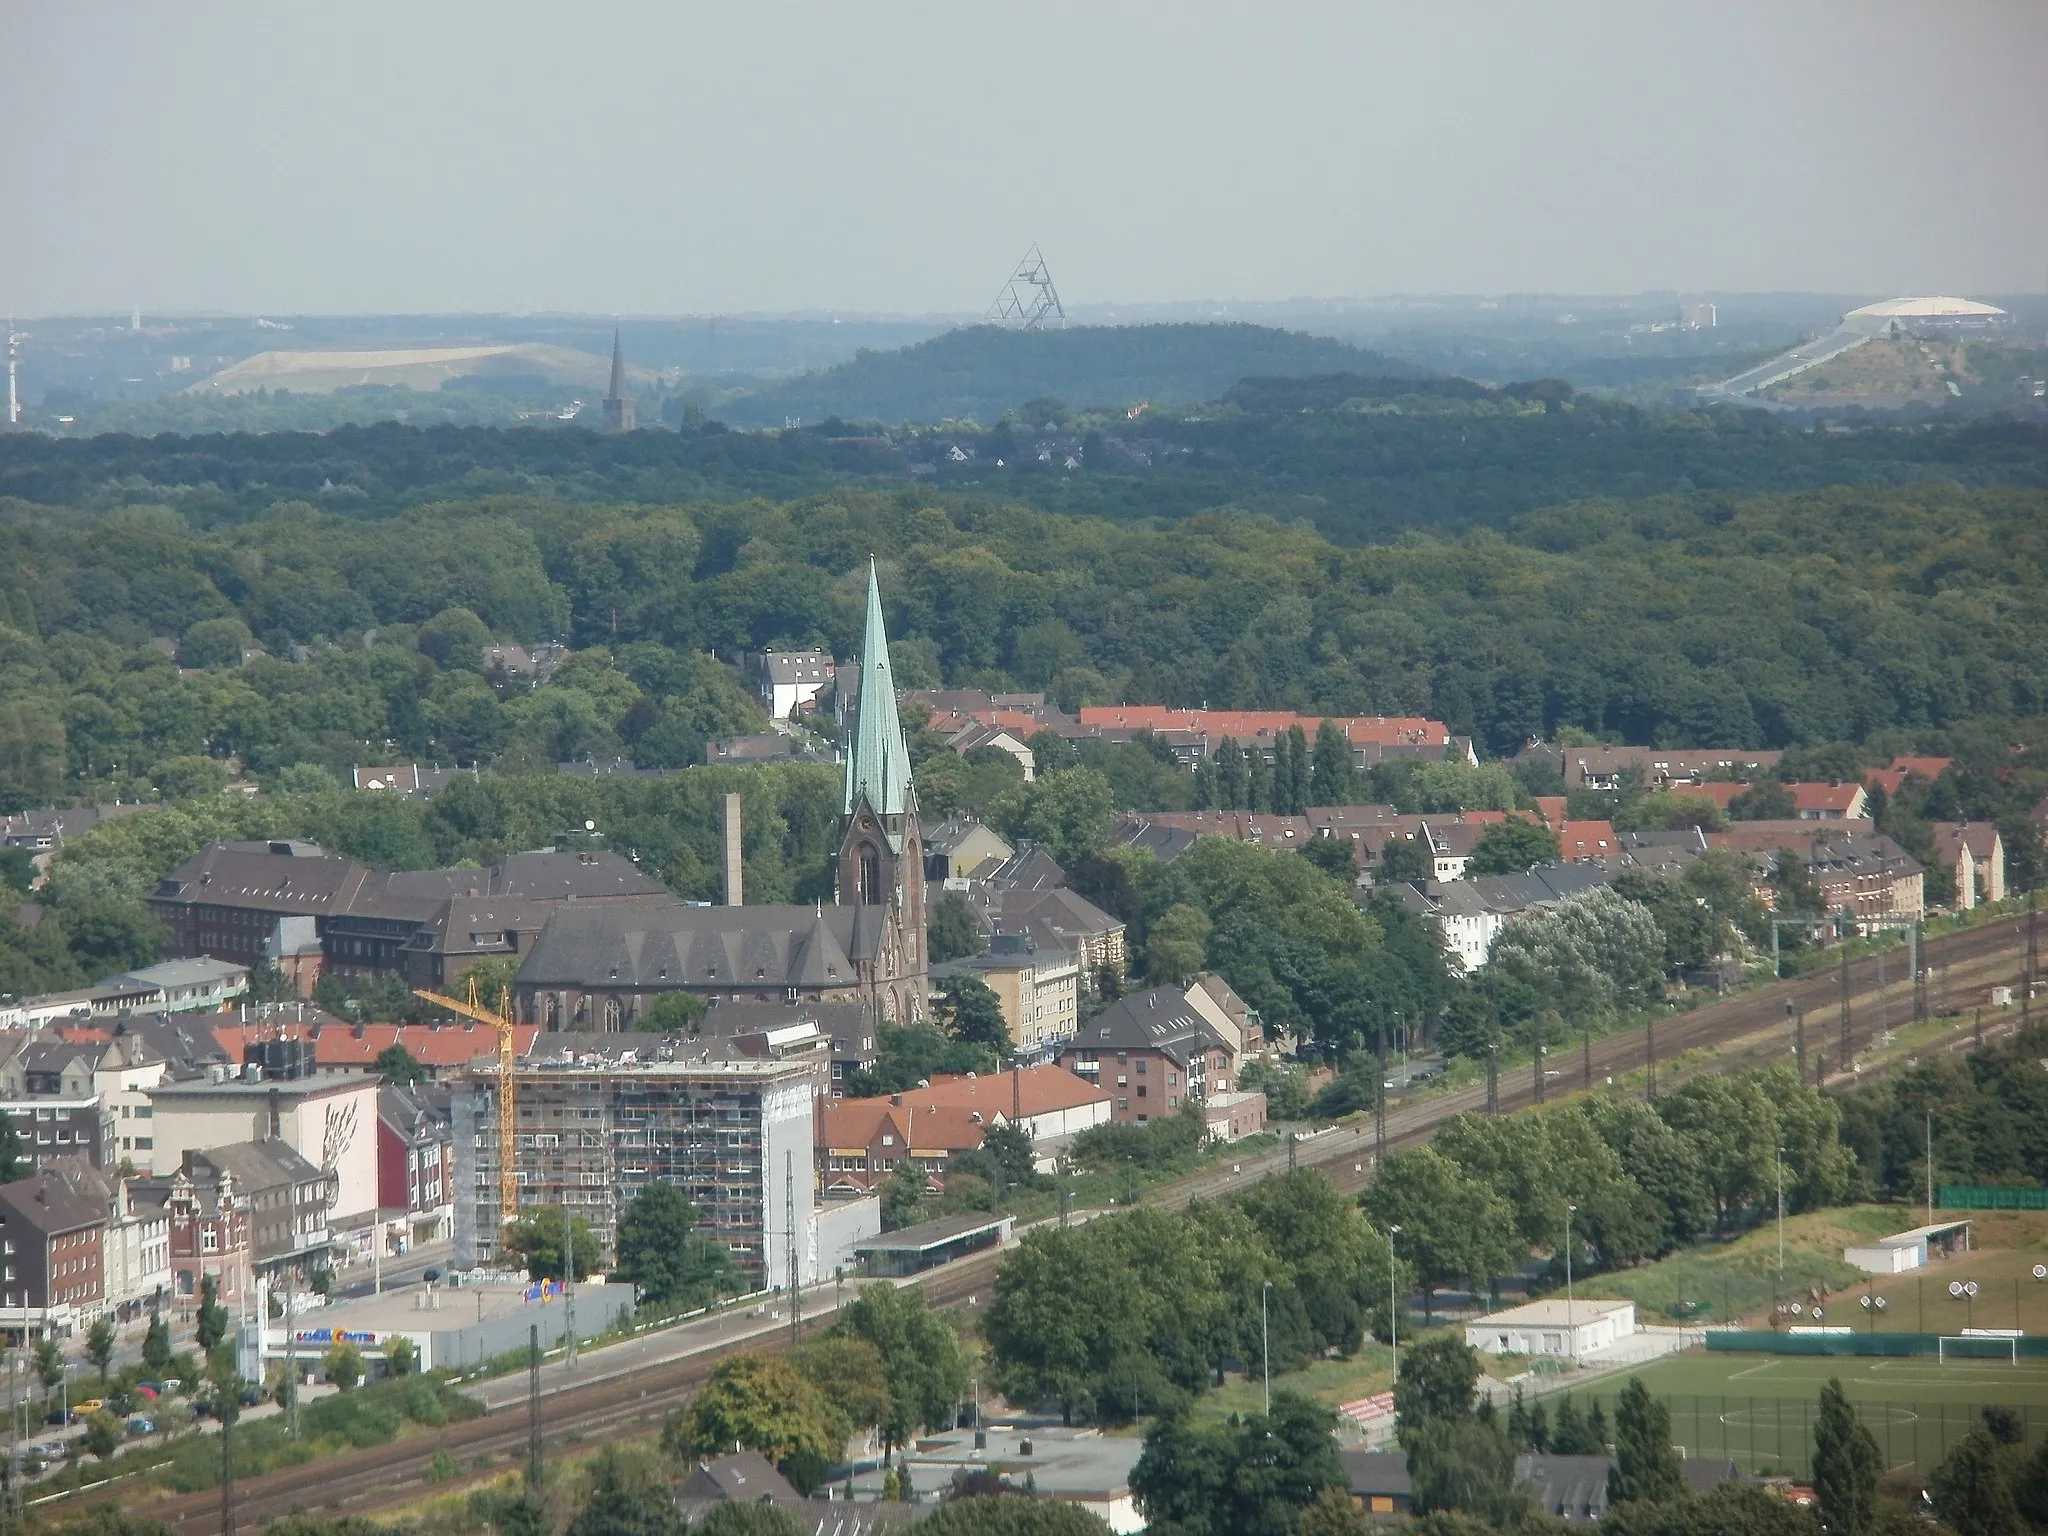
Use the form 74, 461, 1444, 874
1342, 1451, 1412, 1497
678, 1451, 799, 1503
1069, 987, 1224, 1066
381, 850, 666, 903
978, 843, 1067, 892
189, 1137, 325, 1194
1106, 820, 1201, 864
0, 1169, 104, 1236
1464, 864, 1612, 915
150, 841, 370, 914
111, 1012, 232, 1074
517, 899, 871, 991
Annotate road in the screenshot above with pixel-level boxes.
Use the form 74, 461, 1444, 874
55, 916, 2040, 1533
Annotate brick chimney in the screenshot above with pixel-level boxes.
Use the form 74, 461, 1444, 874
723, 793, 743, 906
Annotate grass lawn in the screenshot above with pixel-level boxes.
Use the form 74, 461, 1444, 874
1543, 1209, 2048, 1479
1191, 1344, 1398, 1429
1576, 1351, 2048, 1478
1572, 1205, 1896, 1325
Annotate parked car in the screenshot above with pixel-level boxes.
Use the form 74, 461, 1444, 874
44, 1408, 75, 1427
126, 1417, 154, 1436
74, 1398, 104, 1416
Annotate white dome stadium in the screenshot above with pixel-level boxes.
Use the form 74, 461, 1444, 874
1844, 296, 2007, 321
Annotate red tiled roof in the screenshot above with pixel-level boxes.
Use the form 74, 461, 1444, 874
1866, 757, 1954, 797
1076, 708, 1448, 747
1558, 820, 1617, 860
819, 1101, 987, 1154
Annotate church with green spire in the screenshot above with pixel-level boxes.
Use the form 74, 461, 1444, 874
511, 560, 929, 1032
834, 559, 929, 1022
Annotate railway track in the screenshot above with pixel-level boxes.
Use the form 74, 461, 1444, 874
77, 917, 2039, 1533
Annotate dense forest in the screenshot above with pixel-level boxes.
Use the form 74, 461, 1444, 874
7, 378, 2048, 547
4, 478, 2047, 791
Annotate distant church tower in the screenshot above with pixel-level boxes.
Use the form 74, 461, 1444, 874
837, 560, 928, 1022
602, 328, 635, 433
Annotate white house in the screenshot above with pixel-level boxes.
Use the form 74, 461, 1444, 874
1466, 1297, 1636, 1358
756, 651, 837, 720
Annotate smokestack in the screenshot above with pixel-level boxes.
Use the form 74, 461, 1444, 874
723, 793, 743, 906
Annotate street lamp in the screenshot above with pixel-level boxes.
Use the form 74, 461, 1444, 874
1261, 1281, 1274, 1415
1387, 1225, 1402, 1385
1776, 1148, 1786, 1272
1564, 1205, 1577, 1366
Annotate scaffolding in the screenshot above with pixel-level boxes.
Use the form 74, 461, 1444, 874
462, 1051, 812, 1284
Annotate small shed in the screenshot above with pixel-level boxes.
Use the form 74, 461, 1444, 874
1845, 1218, 1971, 1275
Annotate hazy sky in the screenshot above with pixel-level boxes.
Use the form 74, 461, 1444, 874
5, 1, 2046, 317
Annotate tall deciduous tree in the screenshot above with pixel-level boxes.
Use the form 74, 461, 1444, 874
1608, 1378, 1686, 1507
1309, 720, 1354, 808
1131, 1393, 1345, 1536
1929, 1428, 2022, 1536
661, 1353, 846, 1468
1465, 817, 1561, 876
1812, 1378, 1882, 1536
833, 1283, 968, 1456
614, 1184, 740, 1308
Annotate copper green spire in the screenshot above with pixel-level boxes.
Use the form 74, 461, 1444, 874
844, 558, 914, 816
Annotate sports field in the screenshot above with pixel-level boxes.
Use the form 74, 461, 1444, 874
1554, 1350, 2048, 1477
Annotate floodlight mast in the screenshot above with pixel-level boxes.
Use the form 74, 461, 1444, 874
985, 245, 1066, 330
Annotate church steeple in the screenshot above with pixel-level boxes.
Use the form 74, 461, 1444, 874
843, 558, 914, 817
601, 327, 635, 433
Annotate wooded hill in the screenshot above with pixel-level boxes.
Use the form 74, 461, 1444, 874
712, 323, 1429, 427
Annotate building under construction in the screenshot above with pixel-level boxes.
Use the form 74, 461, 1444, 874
452, 1034, 816, 1289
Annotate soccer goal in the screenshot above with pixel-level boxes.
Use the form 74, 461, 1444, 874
1938, 1333, 2021, 1364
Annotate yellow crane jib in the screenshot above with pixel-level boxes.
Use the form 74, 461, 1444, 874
412, 978, 520, 1230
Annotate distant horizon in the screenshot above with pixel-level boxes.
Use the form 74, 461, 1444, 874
17, 289, 2042, 328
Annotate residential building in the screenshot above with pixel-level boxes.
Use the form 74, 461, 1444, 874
137, 1139, 335, 1309
147, 1073, 381, 1231
976, 842, 1069, 895
211, 1016, 521, 1079
46, 1155, 170, 1322
93, 1029, 168, 1167
752, 650, 838, 719
1523, 744, 1784, 792
818, 1066, 1112, 1195
940, 720, 1036, 780
1057, 987, 1238, 1124
1930, 823, 2005, 909
922, 816, 1014, 886
1677, 779, 1870, 820
351, 763, 467, 798
0, 1036, 106, 1168
102, 957, 249, 1014
933, 933, 1081, 1051
377, 1084, 453, 1251
964, 884, 1128, 981
515, 564, 930, 1028
818, 1098, 988, 1197
0, 1170, 106, 1337
1864, 756, 1954, 798
454, 1038, 817, 1284
1, 804, 144, 854
1182, 973, 1260, 1055
706, 733, 813, 765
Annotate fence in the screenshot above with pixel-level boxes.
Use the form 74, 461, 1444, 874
1940, 1185, 2048, 1210
1705, 1330, 2048, 1358
1565, 1392, 2047, 1479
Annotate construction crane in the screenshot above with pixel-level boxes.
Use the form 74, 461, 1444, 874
413, 975, 520, 1230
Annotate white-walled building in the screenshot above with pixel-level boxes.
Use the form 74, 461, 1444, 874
146, 1072, 381, 1228
1466, 1298, 1636, 1358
